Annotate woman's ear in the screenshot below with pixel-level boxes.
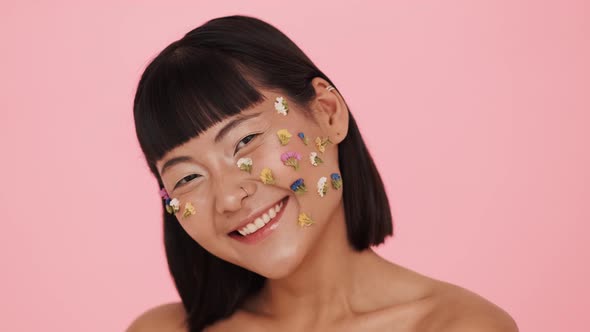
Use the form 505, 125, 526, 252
309, 77, 349, 144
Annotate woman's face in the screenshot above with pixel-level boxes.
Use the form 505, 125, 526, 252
156, 86, 346, 278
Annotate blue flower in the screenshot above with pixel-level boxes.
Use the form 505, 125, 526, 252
290, 178, 307, 194
297, 132, 305, 139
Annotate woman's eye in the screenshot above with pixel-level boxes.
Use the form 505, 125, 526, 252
234, 133, 259, 154
175, 174, 200, 188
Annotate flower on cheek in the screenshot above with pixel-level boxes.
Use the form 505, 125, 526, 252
236, 157, 253, 173
297, 132, 309, 145
281, 151, 302, 170
290, 178, 307, 194
309, 152, 323, 166
317, 176, 328, 197
274, 96, 289, 116
166, 198, 180, 214
182, 202, 196, 218
330, 173, 343, 190
277, 129, 292, 146
259, 167, 275, 184
315, 136, 333, 153
298, 212, 314, 227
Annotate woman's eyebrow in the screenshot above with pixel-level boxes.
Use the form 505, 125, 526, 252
160, 112, 263, 176
214, 112, 262, 144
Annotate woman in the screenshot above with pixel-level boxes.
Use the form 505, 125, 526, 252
128, 15, 517, 332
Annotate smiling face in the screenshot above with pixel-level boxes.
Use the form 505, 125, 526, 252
155, 82, 349, 278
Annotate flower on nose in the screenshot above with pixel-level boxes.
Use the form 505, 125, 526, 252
290, 178, 307, 194
277, 129, 292, 146
281, 151, 302, 170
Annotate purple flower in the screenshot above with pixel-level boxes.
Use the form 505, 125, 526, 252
281, 151, 302, 170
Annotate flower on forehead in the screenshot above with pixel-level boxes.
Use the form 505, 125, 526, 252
236, 157, 253, 173
330, 173, 343, 190
297, 132, 309, 145
309, 152, 323, 167
290, 178, 307, 194
276, 129, 292, 146
315, 136, 333, 153
274, 96, 289, 116
317, 176, 328, 197
297, 212, 314, 227
159, 188, 170, 200
182, 202, 196, 218
259, 167, 275, 184
280, 151, 302, 170
166, 198, 180, 214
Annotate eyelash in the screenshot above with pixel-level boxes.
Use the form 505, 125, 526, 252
174, 133, 260, 189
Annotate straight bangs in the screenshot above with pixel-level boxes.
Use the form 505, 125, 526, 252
134, 45, 265, 167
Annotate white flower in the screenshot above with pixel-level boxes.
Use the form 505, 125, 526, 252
274, 96, 288, 116
310, 152, 318, 166
169, 198, 180, 211
237, 157, 253, 173
317, 176, 328, 197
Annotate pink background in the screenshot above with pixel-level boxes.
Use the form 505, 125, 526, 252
1, 1, 588, 331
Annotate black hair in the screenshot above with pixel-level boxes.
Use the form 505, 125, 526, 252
133, 15, 394, 331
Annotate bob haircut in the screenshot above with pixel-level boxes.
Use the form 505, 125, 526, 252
133, 15, 394, 331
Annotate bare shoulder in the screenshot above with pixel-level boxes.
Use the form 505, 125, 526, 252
126, 302, 187, 332
427, 281, 519, 332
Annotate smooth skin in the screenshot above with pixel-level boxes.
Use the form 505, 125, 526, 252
127, 78, 518, 332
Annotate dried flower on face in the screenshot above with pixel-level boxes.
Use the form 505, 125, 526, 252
309, 152, 323, 166
280, 151, 302, 170
330, 173, 343, 190
297, 212, 314, 227
297, 132, 309, 145
236, 157, 253, 173
315, 136, 333, 153
259, 167, 276, 184
277, 129, 292, 146
317, 176, 328, 197
290, 178, 307, 194
183, 202, 196, 218
166, 198, 180, 214
274, 96, 289, 116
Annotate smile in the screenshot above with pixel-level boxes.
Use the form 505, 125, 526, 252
228, 196, 289, 244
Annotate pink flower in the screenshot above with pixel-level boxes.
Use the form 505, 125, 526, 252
281, 151, 302, 170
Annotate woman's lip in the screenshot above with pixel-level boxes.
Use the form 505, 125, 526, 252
228, 196, 289, 244
228, 196, 288, 234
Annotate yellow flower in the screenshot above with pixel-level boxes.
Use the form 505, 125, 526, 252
297, 212, 314, 227
259, 167, 275, 184
183, 202, 196, 218
315, 136, 332, 153
277, 129, 292, 146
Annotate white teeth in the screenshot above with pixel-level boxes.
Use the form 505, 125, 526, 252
236, 199, 285, 237
254, 218, 265, 228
